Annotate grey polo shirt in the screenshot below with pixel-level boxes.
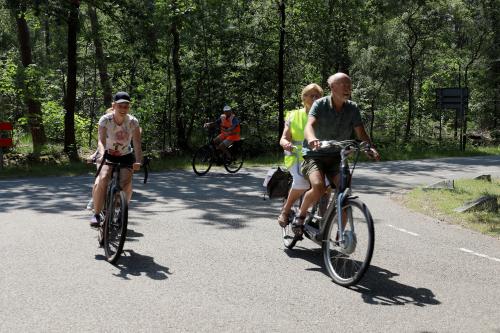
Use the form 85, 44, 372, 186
302, 96, 363, 157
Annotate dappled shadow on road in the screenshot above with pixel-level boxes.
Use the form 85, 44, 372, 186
284, 246, 440, 307
125, 169, 279, 230
125, 228, 144, 242
1, 156, 497, 228
0, 175, 97, 214
95, 249, 172, 280
0, 168, 279, 230
351, 265, 440, 307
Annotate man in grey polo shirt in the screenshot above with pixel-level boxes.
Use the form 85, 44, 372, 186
292, 72, 380, 235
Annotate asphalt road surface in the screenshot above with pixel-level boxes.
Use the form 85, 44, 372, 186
1, 155, 499, 332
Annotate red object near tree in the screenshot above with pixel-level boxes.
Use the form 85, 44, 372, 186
0, 122, 13, 147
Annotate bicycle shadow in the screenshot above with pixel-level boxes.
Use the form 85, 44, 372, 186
284, 247, 440, 307
125, 228, 144, 242
95, 249, 172, 280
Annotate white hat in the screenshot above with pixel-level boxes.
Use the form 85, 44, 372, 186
223, 105, 231, 112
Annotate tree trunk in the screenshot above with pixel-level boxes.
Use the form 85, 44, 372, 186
277, 0, 285, 142
404, 29, 418, 143
64, 0, 80, 160
88, 4, 112, 108
14, 10, 46, 154
405, 67, 414, 143
170, 1, 187, 150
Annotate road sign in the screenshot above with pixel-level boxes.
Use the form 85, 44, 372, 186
436, 88, 468, 108
435, 88, 469, 151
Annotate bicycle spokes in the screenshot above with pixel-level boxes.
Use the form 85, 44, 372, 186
323, 198, 374, 286
103, 191, 129, 264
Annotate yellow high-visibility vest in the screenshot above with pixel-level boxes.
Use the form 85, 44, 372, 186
284, 108, 307, 169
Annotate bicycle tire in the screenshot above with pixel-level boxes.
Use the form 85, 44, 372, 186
97, 212, 105, 247
103, 191, 128, 264
322, 197, 374, 287
192, 145, 213, 175
224, 143, 244, 173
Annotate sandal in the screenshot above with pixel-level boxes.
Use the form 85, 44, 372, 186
291, 216, 306, 236
277, 211, 289, 228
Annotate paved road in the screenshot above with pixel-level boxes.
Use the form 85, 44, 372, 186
1, 156, 499, 332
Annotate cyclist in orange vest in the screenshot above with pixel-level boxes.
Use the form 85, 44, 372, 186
204, 105, 241, 159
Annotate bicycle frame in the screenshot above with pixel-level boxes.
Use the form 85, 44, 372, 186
106, 163, 124, 208
282, 139, 375, 286
301, 141, 366, 243
334, 146, 356, 245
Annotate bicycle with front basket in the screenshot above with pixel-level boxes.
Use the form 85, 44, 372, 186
281, 140, 375, 286
94, 152, 149, 264
192, 129, 245, 175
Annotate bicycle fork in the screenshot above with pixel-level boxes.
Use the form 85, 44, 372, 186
335, 188, 353, 246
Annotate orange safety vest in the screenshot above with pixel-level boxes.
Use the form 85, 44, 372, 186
220, 113, 240, 141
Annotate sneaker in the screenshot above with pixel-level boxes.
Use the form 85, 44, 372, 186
86, 198, 94, 211
90, 215, 100, 228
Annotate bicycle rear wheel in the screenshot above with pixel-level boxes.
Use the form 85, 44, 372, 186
103, 191, 128, 264
192, 145, 213, 175
224, 142, 244, 173
322, 197, 374, 286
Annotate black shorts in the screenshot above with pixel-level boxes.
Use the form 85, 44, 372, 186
106, 153, 135, 165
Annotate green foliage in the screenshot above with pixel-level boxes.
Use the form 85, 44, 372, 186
41, 100, 91, 147
0, 0, 497, 156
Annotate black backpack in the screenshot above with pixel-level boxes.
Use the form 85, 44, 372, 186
265, 167, 292, 199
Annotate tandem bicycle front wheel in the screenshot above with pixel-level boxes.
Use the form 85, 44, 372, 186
103, 190, 128, 264
322, 197, 374, 287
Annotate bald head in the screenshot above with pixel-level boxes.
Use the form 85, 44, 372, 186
327, 72, 352, 106
327, 72, 351, 88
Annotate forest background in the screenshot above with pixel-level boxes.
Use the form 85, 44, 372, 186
0, 0, 498, 165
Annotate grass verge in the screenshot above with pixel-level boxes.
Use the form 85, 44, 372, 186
400, 178, 500, 237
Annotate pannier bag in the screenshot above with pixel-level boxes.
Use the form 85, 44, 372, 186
263, 167, 292, 199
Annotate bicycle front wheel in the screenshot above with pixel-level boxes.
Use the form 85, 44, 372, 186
103, 191, 128, 264
224, 144, 244, 173
322, 198, 374, 287
192, 145, 213, 175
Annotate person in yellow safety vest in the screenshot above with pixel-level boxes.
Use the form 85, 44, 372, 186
277, 83, 324, 227
204, 105, 241, 160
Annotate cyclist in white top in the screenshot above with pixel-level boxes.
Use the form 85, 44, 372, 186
90, 91, 142, 227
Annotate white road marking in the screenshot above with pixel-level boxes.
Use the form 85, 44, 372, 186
460, 248, 500, 263
387, 224, 419, 236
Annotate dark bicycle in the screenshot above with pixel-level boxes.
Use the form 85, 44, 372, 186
192, 129, 245, 175
281, 140, 375, 286
94, 152, 149, 264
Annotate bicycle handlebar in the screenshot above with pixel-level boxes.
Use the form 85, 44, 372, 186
92, 151, 150, 184
316, 140, 370, 150
315, 140, 377, 160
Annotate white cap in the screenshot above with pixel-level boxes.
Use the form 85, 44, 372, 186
223, 105, 231, 112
